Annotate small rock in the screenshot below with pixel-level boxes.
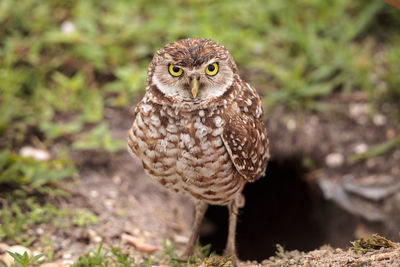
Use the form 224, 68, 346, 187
104, 199, 114, 211
62, 253, 72, 259
89, 190, 99, 198
88, 229, 102, 243
62, 260, 74, 265
108, 190, 118, 198
349, 103, 369, 117
112, 175, 122, 185
61, 21, 75, 34
354, 143, 368, 154
373, 113, 386, 126
41, 263, 68, 267
343, 174, 400, 201
20, 146, 50, 161
286, 118, 296, 131
325, 153, 344, 167
348, 103, 370, 125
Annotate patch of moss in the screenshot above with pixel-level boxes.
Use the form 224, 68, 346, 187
198, 255, 233, 267
351, 234, 396, 254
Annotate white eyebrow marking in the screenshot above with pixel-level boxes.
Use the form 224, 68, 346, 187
204, 59, 218, 66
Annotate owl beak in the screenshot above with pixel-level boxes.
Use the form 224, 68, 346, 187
190, 79, 199, 98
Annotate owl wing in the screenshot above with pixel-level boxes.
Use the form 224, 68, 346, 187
221, 85, 270, 182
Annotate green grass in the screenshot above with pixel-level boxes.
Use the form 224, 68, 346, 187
7, 251, 44, 267
71, 244, 137, 267
0, 193, 68, 246
70, 241, 229, 267
0, 189, 97, 246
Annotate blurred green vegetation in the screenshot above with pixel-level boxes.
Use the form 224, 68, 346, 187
1, 0, 399, 154
0, 0, 399, 251
70, 241, 219, 267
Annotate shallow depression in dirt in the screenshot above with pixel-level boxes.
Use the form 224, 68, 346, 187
199, 158, 382, 261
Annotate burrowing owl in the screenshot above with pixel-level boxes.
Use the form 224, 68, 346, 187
128, 38, 269, 259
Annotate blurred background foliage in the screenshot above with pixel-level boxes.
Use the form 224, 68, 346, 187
0, 0, 399, 199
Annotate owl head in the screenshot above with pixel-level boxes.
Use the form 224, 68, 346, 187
147, 38, 239, 104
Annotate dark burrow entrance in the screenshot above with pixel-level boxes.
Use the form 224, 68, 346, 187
198, 159, 369, 261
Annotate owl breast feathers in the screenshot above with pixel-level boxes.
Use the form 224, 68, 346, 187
128, 38, 269, 205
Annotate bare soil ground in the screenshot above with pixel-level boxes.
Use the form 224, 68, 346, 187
50, 152, 194, 263
42, 107, 196, 264
260, 245, 400, 266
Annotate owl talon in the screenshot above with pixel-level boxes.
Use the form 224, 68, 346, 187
223, 252, 238, 266
180, 249, 193, 260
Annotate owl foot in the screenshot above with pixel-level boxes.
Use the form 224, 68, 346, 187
181, 247, 195, 260
223, 250, 239, 266
181, 201, 208, 260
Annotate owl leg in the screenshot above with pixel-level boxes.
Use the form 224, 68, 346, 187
182, 200, 208, 259
224, 194, 244, 260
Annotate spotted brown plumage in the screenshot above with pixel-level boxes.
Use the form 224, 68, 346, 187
221, 83, 269, 182
127, 38, 269, 260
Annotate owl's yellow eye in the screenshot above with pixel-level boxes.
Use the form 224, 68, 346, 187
168, 64, 183, 77
205, 62, 219, 76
